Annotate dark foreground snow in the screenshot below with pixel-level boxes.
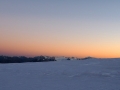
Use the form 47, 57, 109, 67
0, 58, 120, 90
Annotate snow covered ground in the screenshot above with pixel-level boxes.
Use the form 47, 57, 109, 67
0, 58, 120, 90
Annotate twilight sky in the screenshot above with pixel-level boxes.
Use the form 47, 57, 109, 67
0, 0, 120, 58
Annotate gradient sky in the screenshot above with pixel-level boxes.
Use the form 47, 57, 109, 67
0, 0, 120, 58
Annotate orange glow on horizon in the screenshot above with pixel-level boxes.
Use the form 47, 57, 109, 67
0, 39, 120, 58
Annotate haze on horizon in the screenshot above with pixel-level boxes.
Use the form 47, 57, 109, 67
0, 0, 120, 58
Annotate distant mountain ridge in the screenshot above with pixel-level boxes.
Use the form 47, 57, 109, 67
0, 56, 56, 63
0, 55, 96, 63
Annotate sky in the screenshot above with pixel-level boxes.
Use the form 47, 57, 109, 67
0, 0, 120, 58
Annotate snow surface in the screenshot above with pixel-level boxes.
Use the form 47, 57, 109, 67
0, 58, 120, 90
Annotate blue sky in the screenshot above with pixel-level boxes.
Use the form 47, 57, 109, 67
0, 0, 120, 57
1, 0, 120, 20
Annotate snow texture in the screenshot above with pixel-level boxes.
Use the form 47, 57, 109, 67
0, 58, 120, 90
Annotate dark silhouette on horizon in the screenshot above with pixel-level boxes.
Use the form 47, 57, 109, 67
0, 56, 56, 63
0, 55, 93, 64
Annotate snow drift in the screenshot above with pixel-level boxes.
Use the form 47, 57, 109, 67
0, 58, 120, 90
